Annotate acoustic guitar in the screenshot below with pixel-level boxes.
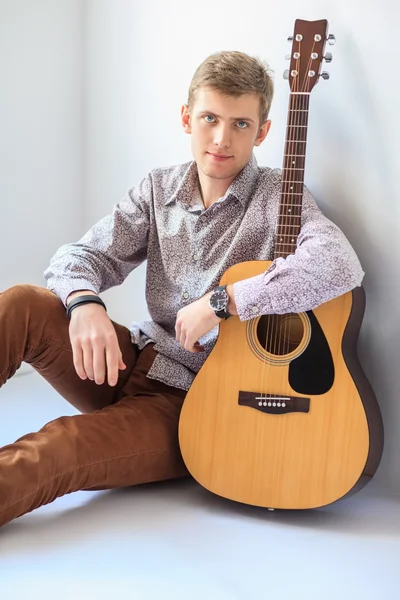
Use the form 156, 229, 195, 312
178, 19, 384, 509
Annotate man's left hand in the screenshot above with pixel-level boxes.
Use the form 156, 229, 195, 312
175, 292, 221, 353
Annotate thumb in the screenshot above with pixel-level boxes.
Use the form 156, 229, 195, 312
119, 354, 127, 370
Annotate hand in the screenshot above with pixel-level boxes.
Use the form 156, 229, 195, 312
69, 303, 126, 386
175, 292, 221, 353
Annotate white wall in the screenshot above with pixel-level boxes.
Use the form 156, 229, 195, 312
1, 0, 399, 493
0, 0, 85, 290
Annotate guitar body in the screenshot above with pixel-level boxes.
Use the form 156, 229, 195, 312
178, 261, 384, 509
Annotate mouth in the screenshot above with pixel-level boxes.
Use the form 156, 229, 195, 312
207, 152, 233, 161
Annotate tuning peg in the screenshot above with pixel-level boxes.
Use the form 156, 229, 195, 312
287, 36, 293, 42
320, 71, 330, 80
324, 52, 333, 63
283, 70, 289, 80
327, 34, 336, 46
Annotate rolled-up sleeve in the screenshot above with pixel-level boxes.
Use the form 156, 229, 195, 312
43, 173, 152, 306
233, 184, 365, 321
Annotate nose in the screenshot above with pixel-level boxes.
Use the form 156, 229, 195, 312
213, 124, 231, 149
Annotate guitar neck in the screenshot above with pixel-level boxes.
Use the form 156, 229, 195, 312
274, 91, 311, 260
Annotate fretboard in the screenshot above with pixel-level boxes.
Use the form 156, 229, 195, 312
274, 93, 310, 259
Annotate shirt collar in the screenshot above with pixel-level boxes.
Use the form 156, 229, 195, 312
165, 152, 259, 210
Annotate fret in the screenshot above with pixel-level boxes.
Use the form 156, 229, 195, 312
289, 109, 308, 112
280, 203, 302, 207
276, 224, 301, 229
282, 181, 304, 185
285, 140, 306, 143
276, 233, 300, 236
276, 232, 299, 238
285, 154, 306, 157
281, 168, 304, 171
282, 178, 304, 182
281, 192, 303, 195
288, 125, 307, 128
275, 242, 297, 246
278, 215, 302, 218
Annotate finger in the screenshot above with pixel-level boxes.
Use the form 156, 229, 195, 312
175, 321, 181, 343
180, 330, 186, 349
119, 353, 127, 370
92, 342, 106, 385
184, 333, 196, 353
72, 342, 87, 380
186, 339, 204, 353
82, 340, 95, 381
193, 341, 205, 352
105, 344, 120, 386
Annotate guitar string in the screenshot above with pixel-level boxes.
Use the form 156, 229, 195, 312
282, 43, 314, 370
282, 48, 304, 364
278, 55, 301, 398
275, 40, 315, 407
259, 44, 299, 408
274, 45, 302, 401
259, 43, 302, 408
260, 38, 316, 408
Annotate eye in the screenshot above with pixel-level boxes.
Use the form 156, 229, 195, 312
203, 115, 249, 129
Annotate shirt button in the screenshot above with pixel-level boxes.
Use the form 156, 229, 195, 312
183, 292, 189, 299
193, 253, 199, 261
252, 306, 259, 314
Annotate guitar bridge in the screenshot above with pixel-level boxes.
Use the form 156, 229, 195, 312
238, 391, 310, 414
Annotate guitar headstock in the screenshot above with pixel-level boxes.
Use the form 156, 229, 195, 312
284, 19, 335, 93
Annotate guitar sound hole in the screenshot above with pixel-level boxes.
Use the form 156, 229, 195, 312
256, 314, 304, 356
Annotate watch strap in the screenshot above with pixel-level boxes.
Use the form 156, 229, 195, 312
213, 285, 231, 320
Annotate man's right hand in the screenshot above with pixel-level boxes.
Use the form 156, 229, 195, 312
67, 292, 126, 386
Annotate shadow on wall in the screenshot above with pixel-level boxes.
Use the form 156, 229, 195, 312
309, 30, 399, 487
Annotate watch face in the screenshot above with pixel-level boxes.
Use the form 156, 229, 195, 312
210, 289, 228, 311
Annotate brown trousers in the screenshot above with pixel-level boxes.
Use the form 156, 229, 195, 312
0, 284, 189, 528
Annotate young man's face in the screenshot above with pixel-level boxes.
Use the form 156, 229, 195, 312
181, 86, 271, 181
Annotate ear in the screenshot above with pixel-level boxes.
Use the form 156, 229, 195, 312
254, 119, 272, 147
181, 104, 192, 134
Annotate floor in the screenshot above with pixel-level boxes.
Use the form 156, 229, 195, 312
0, 369, 399, 599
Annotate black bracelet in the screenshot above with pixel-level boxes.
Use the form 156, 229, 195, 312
66, 295, 107, 319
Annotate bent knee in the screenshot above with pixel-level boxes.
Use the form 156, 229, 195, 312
4, 284, 64, 314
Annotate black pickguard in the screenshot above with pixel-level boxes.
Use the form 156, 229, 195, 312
288, 310, 334, 395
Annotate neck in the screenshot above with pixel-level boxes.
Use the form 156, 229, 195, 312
197, 167, 236, 209
274, 92, 310, 259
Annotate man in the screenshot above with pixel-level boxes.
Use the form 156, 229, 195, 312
0, 51, 363, 528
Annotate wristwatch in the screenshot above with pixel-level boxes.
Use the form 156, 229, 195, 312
209, 285, 232, 320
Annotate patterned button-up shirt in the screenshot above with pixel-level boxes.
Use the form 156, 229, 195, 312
43, 152, 364, 391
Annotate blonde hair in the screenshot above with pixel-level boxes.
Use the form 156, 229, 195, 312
187, 50, 274, 129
